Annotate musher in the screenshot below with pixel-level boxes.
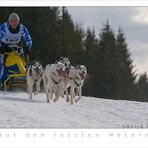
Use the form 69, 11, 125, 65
0, 13, 32, 88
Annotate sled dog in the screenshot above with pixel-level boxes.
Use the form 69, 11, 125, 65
68, 65, 87, 105
27, 61, 43, 99
59, 56, 76, 100
43, 61, 67, 103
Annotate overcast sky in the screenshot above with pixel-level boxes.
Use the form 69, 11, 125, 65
67, 7, 148, 76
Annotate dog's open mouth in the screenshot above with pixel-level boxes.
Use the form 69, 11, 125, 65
61, 68, 69, 76
79, 72, 85, 80
57, 69, 64, 76
34, 68, 41, 75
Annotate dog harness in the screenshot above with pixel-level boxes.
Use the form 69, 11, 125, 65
29, 66, 32, 76
51, 72, 62, 85
51, 75, 62, 85
73, 75, 82, 87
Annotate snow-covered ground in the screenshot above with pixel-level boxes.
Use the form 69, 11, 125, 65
0, 91, 148, 128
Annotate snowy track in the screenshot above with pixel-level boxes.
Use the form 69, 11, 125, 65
0, 91, 148, 128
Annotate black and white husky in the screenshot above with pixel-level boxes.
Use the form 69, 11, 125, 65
59, 56, 74, 78
68, 65, 87, 104
59, 57, 87, 105
27, 61, 43, 99
42, 61, 66, 103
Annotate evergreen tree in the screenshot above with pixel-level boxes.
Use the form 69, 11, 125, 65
138, 73, 148, 101
116, 27, 138, 99
95, 21, 119, 98
83, 28, 99, 95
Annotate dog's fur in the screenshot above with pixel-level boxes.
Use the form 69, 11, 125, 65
43, 62, 68, 103
42, 56, 87, 105
27, 61, 43, 99
67, 65, 87, 105
59, 56, 75, 78
59, 56, 71, 70
59, 56, 73, 99
58, 57, 87, 105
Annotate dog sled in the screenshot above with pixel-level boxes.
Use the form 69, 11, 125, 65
2, 45, 29, 91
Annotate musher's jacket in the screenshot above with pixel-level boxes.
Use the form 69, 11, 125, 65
0, 22, 32, 50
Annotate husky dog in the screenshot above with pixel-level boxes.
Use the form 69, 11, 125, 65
58, 56, 72, 98
59, 56, 71, 70
59, 56, 74, 77
68, 65, 87, 105
27, 61, 43, 99
43, 62, 66, 103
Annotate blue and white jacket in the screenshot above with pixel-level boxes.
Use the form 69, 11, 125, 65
0, 22, 32, 50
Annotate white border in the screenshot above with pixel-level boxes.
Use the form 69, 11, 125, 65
0, 129, 147, 147
0, 1, 148, 148
0, 0, 148, 6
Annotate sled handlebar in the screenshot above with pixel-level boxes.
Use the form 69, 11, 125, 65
7, 45, 22, 49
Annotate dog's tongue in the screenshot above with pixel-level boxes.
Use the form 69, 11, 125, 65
57, 70, 63, 76
62, 69, 69, 76
57, 69, 68, 76
79, 73, 84, 80
35, 69, 41, 75
62, 71, 67, 76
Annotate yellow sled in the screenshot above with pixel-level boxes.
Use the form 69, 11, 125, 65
3, 48, 29, 91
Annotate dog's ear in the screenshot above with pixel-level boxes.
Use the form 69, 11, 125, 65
76, 65, 80, 69
33, 60, 37, 64
59, 56, 64, 61
55, 60, 58, 64
30, 60, 35, 65
37, 60, 42, 65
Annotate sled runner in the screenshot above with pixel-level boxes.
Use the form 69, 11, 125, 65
2, 45, 29, 91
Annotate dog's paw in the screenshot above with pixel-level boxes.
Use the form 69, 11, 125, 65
47, 99, 50, 103
66, 99, 69, 102
50, 95, 53, 100
75, 98, 81, 103
34, 92, 38, 95
53, 98, 58, 102
61, 94, 65, 98
29, 94, 32, 100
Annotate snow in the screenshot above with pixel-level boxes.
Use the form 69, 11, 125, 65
0, 91, 148, 128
